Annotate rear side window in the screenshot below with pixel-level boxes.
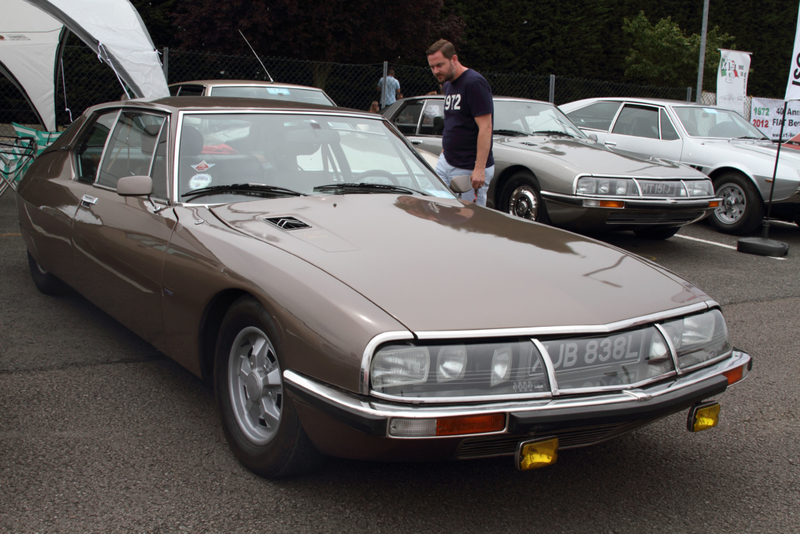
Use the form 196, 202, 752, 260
612, 105, 659, 139
76, 111, 118, 184
565, 101, 621, 131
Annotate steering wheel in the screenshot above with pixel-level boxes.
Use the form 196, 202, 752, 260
354, 169, 400, 185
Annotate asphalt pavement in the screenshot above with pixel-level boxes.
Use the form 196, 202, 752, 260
1, 189, 799, 534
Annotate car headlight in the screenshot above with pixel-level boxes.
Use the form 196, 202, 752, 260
371, 340, 550, 399
577, 177, 636, 196
687, 180, 714, 197
659, 309, 731, 370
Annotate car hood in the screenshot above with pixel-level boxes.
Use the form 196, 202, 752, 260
496, 135, 703, 179
209, 195, 709, 333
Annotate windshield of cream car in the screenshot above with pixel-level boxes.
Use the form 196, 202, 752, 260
177, 113, 452, 201
494, 101, 586, 138
672, 106, 768, 139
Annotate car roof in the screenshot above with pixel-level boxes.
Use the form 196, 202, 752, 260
569, 96, 717, 108
168, 80, 328, 91
88, 96, 375, 117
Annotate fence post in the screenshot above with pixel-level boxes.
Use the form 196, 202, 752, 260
686, 87, 692, 102
380, 61, 388, 109
162, 47, 169, 83
549, 74, 555, 103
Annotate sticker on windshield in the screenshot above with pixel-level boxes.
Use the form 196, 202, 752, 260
192, 160, 215, 172
189, 174, 212, 190
267, 88, 290, 96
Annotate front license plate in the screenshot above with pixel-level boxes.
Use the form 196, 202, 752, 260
638, 180, 683, 197
536, 330, 646, 374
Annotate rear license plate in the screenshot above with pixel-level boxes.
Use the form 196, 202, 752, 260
639, 181, 683, 197
535, 331, 645, 374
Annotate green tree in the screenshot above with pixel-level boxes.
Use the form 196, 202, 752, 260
622, 11, 734, 90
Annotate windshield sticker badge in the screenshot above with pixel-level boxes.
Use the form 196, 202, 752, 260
191, 160, 215, 172
189, 174, 212, 190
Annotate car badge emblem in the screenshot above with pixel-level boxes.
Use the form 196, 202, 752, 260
192, 160, 214, 172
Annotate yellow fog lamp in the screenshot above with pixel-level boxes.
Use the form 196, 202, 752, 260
515, 437, 559, 471
687, 401, 720, 432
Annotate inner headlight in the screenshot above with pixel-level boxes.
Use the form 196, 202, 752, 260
371, 340, 549, 399
577, 177, 637, 197
660, 309, 731, 369
687, 180, 714, 197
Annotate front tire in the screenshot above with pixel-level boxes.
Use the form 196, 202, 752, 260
499, 171, 549, 223
215, 296, 324, 478
27, 251, 65, 295
709, 172, 764, 235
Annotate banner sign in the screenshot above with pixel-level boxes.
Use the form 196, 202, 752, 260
786, 4, 800, 100
717, 49, 751, 117
750, 97, 800, 140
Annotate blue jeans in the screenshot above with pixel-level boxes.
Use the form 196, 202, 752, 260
435, 153, 495, 207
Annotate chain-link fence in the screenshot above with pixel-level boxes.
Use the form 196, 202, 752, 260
1, 45, 733, 136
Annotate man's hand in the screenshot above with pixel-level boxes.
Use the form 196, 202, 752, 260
470, 167, 486, 190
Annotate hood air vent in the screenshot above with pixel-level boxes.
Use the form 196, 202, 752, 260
263, 216, 311, 231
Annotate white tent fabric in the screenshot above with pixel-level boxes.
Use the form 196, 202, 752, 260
0, 0, 66, 131
0, 0, 169, 131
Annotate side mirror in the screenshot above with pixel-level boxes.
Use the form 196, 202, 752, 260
588, 133, 598, 142
117, 175, 153, 196
449, 174, 472, 194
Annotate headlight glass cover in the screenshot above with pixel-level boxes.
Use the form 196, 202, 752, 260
687, 180, 714, 197
577, 177, 637, 196
371, 340, 549, 398
660, 309, 731, 369
370, 310, 731, 399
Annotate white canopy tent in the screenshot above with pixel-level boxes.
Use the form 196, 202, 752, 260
0, 0, 169, 131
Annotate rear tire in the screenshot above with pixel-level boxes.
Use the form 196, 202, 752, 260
708, 172, 764, 235
499, 171, 549, 223
215, 296, 325, 478
27, 251, 65, 295
633, 226, 680, 240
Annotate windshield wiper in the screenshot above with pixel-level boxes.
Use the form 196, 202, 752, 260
182, 183, 305, 200
493, 129, 528, 136
734, 136, 767, 140
313, 182, 424, 195
530, 130, 577, 138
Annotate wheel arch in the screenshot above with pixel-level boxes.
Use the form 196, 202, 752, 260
197, 288, 252, 382
707, 166, 764, 201
491, 164, 540, 206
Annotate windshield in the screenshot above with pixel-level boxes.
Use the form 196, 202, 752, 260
208, 86, 336, 106
672, 106, 768, 139
493, 100, 586, 138
177, 113, 452, 201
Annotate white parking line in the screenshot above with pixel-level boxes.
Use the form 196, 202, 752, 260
676, 234, 788, 259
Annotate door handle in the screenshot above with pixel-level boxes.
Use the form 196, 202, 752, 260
604, 141, 617, 147
80, 195, 98, 208
411, 140, 422, 145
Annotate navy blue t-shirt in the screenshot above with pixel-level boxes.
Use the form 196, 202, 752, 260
442, 69, 494, 170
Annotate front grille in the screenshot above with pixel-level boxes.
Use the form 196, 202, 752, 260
606, 211, 704, 225
455, 419, 655, 459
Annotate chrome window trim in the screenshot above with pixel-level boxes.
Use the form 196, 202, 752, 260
532, 339, 558, 395
284, 349, 750, 439
655, 323, 682, 375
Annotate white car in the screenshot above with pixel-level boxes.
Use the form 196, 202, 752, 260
169, 80, 336, 106
560, 97, 800, 234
